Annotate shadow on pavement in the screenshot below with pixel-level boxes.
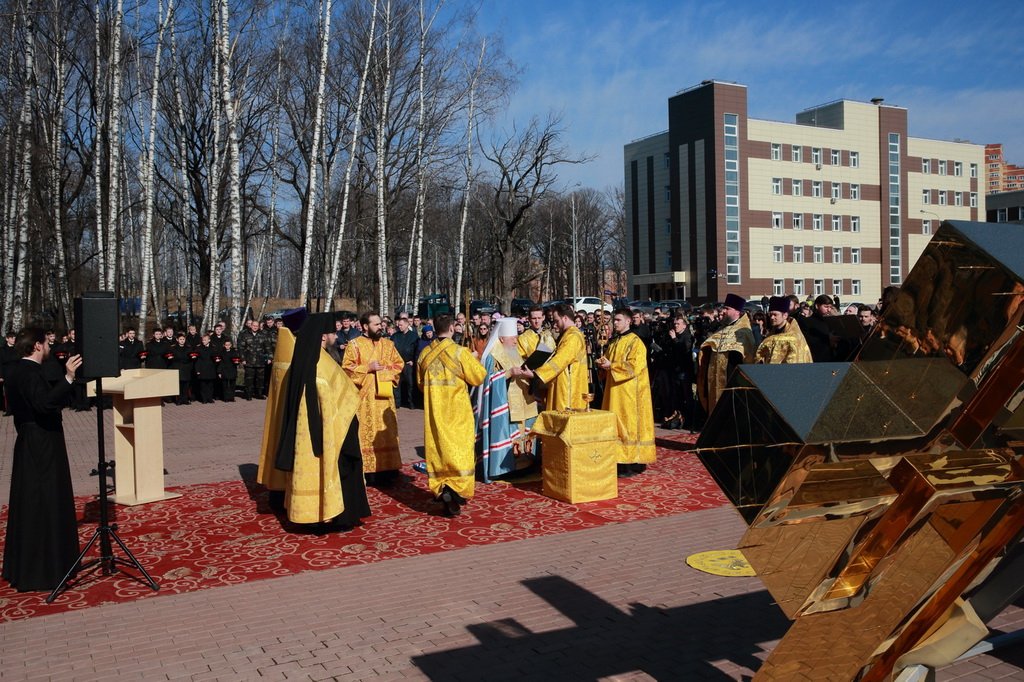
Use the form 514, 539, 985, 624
413, 574, 785, 680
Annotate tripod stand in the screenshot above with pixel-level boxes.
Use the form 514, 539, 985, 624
46, 378, 159, 603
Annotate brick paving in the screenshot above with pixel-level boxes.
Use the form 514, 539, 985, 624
0, 399, 1021, 680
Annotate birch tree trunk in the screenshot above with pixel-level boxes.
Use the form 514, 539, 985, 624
297, 0, 332, 307
217, 0, 244, 333
202, 0, 224, 332
374, 0, 393, 314
6, 0, 36, 330
105, 0, 125, 293
47, 10, 72, 329
138, 0, 173, 334
92, 0, 107, 291
324, 0, 377, 311
453, 38, 485, 314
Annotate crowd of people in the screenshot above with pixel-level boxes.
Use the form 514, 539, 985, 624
2, 291, 886, 592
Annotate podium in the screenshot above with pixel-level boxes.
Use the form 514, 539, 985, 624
88, 369, 180, 505
532, 409, 622, 503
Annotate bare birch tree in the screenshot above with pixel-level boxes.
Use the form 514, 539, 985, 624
325, 0, 377, 311
296, 0, 332, 307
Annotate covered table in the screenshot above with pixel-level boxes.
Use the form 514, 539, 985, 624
532, 409, 622, 503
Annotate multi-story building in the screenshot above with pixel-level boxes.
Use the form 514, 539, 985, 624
985, 143, 1024, 194
624, 80, 985, 304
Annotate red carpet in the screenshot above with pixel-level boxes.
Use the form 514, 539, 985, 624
0, 434, 723, 621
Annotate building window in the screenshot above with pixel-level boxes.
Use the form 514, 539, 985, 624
794, 246, 804, 263
849, 151, 859, 168
665, 252, 672, 270
997, 208, 1008, 222
811, 147, 822, 165
792, 179, 803, 196
665, 218, 672, 235
955, 191, 963, 207
772, 212, 782, 229
813, 246, 824, 263
888, 133, 902, 285
833, 280, 843, 296
970, 192, 978, 208
922, 220, 931, 235
814, 279, 824, 295
665, 186, 671, 202
664, 152, 670, 169
833, 247, 843, 263
794, 279, 804, 296
850, 183, 860, 200
851, 247, 861, 264
939, 160, 947, 176
938, 190, 947, 206
851, 216, 861, 232
852, 280, 861, 295
922, 158, 931, 174
792, 145, 802, 162
970, 163, 978, 178
773, 245, 783, 263
793, 213, 803, 229
812, 213, 823, 230
771, 143, 781, 161
772, 177, 782, 195
773, 279, 784, 296
724, 114, 741, 284
922, 189, 931, 205
831, 215, 841, 231
831, 149, 840, 165
831, 182, 841, 199
954, 161, 962, 177
812, 181, 822, 197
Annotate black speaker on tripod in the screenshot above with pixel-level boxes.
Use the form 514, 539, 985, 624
74, 292, 120, 379
48, 291, 159, 603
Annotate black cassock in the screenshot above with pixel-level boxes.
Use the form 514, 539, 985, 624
2, 359, 79, 592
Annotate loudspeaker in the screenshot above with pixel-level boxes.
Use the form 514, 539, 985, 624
75, 291, 120, 379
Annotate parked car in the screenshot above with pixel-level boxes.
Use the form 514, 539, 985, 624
510, 297, 535, 316
469, 299, 497, 316
416, 294, 452, 319
565, 296, 610, 314
541, 299, 564, 310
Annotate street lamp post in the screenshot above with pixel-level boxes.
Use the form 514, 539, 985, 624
571, 190, 578, 306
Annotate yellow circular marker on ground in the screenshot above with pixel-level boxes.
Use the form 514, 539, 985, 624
686, 549, 756, 577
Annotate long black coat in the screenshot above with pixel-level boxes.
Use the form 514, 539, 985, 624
168, 343, 194, 381
2, 359, 79, 592
192, 345, 217, 380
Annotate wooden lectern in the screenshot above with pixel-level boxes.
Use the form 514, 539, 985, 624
88, 369, 180, 505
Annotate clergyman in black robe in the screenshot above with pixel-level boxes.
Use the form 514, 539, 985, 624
2, 328, 83, 592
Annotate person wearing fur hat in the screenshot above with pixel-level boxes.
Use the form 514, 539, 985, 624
696, 293, 757, 415
755, 297, 813, 365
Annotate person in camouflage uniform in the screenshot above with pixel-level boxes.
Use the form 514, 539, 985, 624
238, 319, 265, 400
259, 315, 278, 398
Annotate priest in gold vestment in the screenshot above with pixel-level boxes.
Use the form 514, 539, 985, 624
517, 303, 588, 411
268, 313, 370, 528
342, 312, 403, 485
417, 314, 487, 517
755, 296, 813, 365
697, 294, 757, 415
597, 308, 656, 477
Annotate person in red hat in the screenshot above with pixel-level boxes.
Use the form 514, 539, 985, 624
696, 293, 756, 415
755, 296, 813, 364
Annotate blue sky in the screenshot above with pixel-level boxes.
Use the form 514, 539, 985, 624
476, 0, 1024, 191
